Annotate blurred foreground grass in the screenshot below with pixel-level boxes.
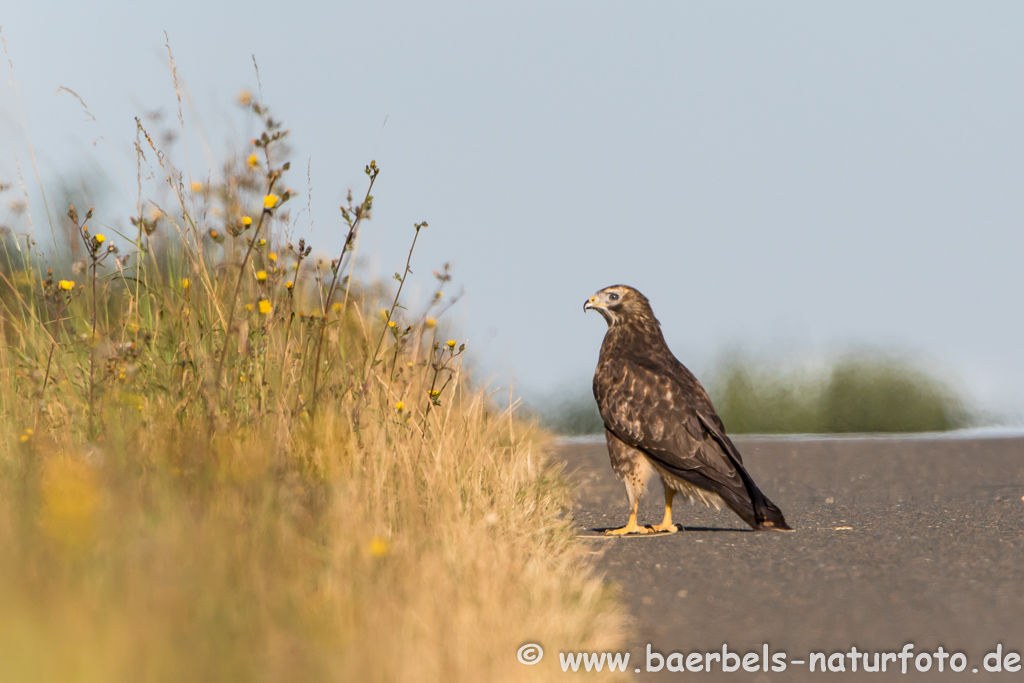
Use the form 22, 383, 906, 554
536, 353, 971, 435
0, 79, 625, 681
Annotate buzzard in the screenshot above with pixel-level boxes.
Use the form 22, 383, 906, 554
585, 285, 791, 534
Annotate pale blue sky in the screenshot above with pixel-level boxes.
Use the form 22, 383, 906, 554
3, 2, 1024, 416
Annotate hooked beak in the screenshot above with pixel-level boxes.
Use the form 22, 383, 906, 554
583, 295, 600, 313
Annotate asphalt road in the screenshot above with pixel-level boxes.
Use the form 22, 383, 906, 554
555, 434, 1024, 681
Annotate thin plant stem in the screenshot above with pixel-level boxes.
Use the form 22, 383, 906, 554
307, 167, 378, 412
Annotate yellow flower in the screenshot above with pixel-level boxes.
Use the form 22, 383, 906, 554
258, 299, 272, 315
425, 317, 437, 328
180, 278, 190, 289
247, 153, 259, 168
388, 321, 397, 328
256, 270, 268, 282
446, 340, 456, 349
241, 216, 253, 227
191, 181, 203, 193
59, 280, 75, 291
285, 280, 293, 289
368, 536, 389, 558
428, 390, 440, 398
19, 434, 29, 443
245, 303, 253, 312
259, 238, 266, 247
25, 429, 33, 436
332, 302, 342, 312
263, 194, 279, 209
268, 253, 277, 262
94, 234, 106, 244
394, 401, 404, 411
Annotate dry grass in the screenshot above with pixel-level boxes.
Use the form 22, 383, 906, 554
0, 77, 627, 682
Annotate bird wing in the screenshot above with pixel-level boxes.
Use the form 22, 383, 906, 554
595, 357, 736, 482
594, 355, 761, 521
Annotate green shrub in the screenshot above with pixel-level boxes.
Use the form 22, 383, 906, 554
712, 353, 970, 434
535, 353, 971, 435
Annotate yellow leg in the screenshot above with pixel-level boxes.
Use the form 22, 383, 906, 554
651, 487, 678, 533
605, 499, 652, 535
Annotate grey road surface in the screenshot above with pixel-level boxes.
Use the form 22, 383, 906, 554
555, 434, 1024, 681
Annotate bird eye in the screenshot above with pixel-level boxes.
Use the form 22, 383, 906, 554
608, 292, 619, 301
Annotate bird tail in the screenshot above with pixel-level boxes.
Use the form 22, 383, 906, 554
747, 490, 792, 531
722, 464, 793, 532
687, 412, 794, 531
695, 416, 793, 531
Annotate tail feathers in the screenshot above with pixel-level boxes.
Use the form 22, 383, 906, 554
692, 411, 792, 531
716, 484, 792, 532
658, 457, 794, 532
751, 495, 792, 532
705, 457, 792, 531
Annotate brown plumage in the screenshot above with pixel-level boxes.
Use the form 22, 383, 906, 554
585, 285, 791, 534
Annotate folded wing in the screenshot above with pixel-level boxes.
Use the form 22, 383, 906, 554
594, 356, 790, 530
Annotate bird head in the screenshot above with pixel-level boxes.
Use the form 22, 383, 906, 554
584, 285, 653, 327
